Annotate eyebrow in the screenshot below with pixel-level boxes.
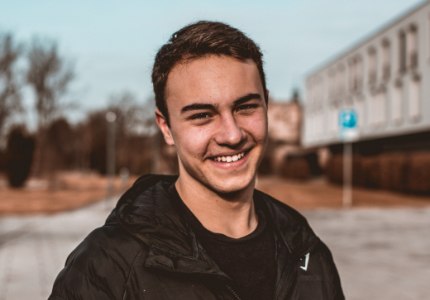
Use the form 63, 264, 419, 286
233, 93, 262, 106
181, 103, 216, 113
180, 93, 262, 114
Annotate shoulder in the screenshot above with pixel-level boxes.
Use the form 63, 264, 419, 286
255, 189, 321, 258
254, 189, 310, 226
66, 224, 145, 270
254, 189, 344, 298
297, 240, 345, 299
254, 190, 344, 298
49, 224, 146, 300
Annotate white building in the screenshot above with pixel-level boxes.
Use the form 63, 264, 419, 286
303, 1, 430, 147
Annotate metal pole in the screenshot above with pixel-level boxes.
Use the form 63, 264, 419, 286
106, 111, 116, 204
343, 142, 353, 208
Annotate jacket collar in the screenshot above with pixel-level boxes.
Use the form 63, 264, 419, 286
106, 174, 319, 276
106, 174, 223, 276
255, 189, 320, 259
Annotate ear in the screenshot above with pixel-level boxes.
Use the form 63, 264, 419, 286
155, 109, 175, 146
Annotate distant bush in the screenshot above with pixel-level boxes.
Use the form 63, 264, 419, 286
5, 126, 35, 188
45, 117, 78, 171
326, 151, 430, 195
379, 152, 408, 192
258, 155, 273, 175
407, 152, 430, 194
0, 148, 6, 172
280, 152, 322, 181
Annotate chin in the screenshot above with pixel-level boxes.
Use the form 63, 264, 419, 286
205, 173, 256, 196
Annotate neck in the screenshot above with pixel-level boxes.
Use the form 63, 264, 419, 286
175, 175, 258, 239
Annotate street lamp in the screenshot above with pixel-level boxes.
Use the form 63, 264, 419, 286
105, 111, 117, 202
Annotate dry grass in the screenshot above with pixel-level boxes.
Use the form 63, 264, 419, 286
0, 172, 136, 215
257, 176, 430, 210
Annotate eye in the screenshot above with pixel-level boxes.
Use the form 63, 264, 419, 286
189, 112, 212, 120
236, 103, 259, 113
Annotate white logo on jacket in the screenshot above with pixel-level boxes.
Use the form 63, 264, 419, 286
300, 253, 310, 271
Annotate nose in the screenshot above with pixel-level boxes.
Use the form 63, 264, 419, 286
214, 114, 245, 147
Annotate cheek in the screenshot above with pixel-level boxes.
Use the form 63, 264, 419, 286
172, 126, 212, 157
241, 113, 268, 141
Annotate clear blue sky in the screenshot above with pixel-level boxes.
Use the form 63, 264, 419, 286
0, 0, 423, 122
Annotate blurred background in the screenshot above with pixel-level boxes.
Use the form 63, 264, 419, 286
0, 1, 429, 300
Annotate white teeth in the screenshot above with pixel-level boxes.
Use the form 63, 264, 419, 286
213, 152, 245, 163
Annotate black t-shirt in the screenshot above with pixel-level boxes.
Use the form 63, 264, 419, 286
169, 186, 276, 300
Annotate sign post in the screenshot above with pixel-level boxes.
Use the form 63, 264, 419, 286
339, 109, 358, 208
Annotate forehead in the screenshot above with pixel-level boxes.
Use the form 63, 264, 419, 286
165, 55, 263, 108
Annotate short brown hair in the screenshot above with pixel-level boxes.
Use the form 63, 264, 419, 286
152, 21, 267, 124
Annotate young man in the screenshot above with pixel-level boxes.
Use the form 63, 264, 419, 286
49, 21, 344, 300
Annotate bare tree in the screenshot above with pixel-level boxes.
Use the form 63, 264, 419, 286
108, 91, 156, 137
26, 38, 74, 130
26, 38, 74, 175
0, 32, 22, 141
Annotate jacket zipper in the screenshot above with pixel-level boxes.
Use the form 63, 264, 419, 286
226, 285, 242, 300
274, 261, 296, 299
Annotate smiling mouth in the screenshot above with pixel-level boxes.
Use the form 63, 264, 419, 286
211, 150, 248, 163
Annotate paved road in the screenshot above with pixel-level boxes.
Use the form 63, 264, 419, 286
0, 198, 115, 300
305, 208, 430, 300
0, 198, 429, 300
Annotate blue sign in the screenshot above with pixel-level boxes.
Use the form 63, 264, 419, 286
339, 109, 358, 129
339, 109, 358, 141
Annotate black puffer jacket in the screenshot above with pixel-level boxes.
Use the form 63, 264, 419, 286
49, 174, 344, 300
